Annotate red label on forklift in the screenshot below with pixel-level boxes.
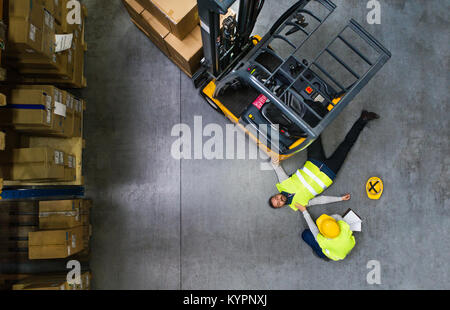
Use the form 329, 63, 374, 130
252, 94, 267, 110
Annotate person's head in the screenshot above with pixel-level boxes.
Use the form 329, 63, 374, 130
316, 214, 340, 239
269, 193, 287, 208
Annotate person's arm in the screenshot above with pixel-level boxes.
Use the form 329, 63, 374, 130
307, 193, 351, 206
271, 159, 289, 182
301, 209, 320, 239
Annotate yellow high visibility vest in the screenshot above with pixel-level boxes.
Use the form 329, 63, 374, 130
276, 161, 333, 211
316, 220, 356, 261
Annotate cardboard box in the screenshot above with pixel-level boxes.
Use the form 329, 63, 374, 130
39, 199, 86, 229
130, 13, 170, 57
61, 91, 74, 137
72, 97, 83, 137
3, 88, 53, 130
8, 0, 45, 57
8, 0, 57, 67
137, 0, 199, 40
6, 147, 66, 181
123, 0, 145, 21
28, 226, 84, 259
124, 0, 170, 57
7, 86, 67, 136
42, 9, 56, 58
41, 0, 63, 24
165, 26, 203, 77
64, 153, 76, 182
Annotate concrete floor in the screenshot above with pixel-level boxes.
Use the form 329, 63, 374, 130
82, 0, 449, 289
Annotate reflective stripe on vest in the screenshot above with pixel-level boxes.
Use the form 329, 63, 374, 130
295, 170, 318, 196
302, 166, 327, 190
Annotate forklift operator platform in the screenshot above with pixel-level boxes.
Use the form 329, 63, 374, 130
193, 0, 391, 161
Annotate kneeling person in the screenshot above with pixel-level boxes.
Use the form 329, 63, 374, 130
297, 203, 355, 261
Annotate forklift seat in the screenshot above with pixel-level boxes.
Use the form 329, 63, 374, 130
261, 102, 307, 139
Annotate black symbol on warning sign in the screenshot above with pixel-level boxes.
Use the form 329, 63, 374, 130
368, 181, 380, 193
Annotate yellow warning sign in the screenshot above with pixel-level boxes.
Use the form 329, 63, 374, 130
366, 177, 383, 200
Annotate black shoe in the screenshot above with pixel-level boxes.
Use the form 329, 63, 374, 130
361, 110, 380, 121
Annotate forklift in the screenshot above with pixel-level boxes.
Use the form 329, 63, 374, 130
193, 0, 391, 161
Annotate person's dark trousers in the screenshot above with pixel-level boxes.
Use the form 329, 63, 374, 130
307, 117, 368, 175
301, 229, 329, 260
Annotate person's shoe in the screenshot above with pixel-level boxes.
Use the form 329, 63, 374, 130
361, 110, 380, 121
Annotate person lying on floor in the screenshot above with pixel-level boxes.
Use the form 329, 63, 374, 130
269, 110, 379, 210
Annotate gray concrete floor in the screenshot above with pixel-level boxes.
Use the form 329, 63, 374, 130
82, 0, 449, 289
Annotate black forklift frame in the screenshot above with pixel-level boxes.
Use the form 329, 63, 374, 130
197, 0, 264, 80
195, 0, 391, 156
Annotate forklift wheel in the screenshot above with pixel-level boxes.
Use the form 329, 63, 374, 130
200, 90, 225, 116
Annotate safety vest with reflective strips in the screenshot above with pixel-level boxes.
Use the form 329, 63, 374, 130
316, 220, 356, 261
276, 161, 333, 211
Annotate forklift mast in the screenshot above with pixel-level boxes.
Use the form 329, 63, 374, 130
197, 0, 265, 78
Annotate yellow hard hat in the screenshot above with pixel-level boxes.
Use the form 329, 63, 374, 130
316, 214, 340, 239
366, 177, 383, 200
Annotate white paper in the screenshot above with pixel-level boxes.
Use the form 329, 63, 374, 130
54, 151, 60, 164
343, 209, 362, 232
72, 234, 77, 248
54, 101, 67, 117
55, 33, 73, 52
343, 209, 362, 224
59, 151, 64, 165
349, 222, 362, 232
29, 24, 36, 41
46, 95, 52, 124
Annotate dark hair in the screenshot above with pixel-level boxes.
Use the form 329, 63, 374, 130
268, 196, 276, 208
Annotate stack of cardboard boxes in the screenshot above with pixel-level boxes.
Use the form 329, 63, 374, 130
7, 0, 87, 88
122, 0, 203, 77
28, 199, 92, 259
0, 85, 83, 182
0, 86, 83, 138
0, 1, 86, 184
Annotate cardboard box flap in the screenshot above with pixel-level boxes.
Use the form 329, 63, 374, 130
141, 10, 170, 38
151, 0, 197, 24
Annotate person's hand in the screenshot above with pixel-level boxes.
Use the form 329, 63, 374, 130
295, 203, 306, 212
271, 156, 280, 166
341, 193, 351, 201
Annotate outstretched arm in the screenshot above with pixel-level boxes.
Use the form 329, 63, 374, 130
308, 193, 351, 206
271, 158, 289, 182
301, 208, 320, 240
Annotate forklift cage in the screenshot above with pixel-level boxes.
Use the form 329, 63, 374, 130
211, 0, 392, 155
